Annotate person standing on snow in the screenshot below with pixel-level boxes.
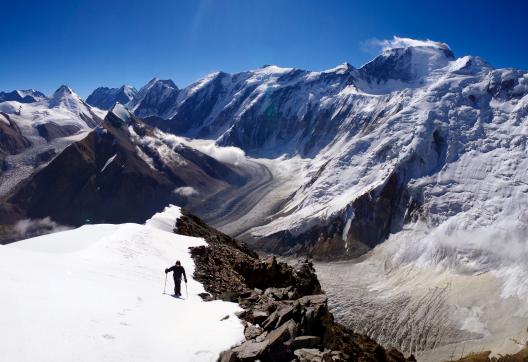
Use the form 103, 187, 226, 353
165, 261, 187, 297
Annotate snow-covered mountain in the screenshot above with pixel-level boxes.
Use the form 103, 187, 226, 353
86, 85, 137, 110
0, 85, 106, 200
87, 39, 527, 264
126, 78, 180, 119
3, 37, 528, 359
0, 103, 251, 240
0, 89, 46, 103
0, 205, 245, 362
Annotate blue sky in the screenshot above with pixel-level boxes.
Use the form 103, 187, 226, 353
2, 0, 527, 97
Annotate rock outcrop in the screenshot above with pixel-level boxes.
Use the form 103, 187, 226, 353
176, 210, 415, 361
0, 112, 31, 157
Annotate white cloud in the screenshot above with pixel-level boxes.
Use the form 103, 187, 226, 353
363, 36, 451, 54
190, 142, 246, 165
14, 217, 71, 239
173, 186, 199, 197
153, 130, 247, 166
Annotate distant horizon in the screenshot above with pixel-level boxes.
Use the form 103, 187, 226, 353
3, 0, 527, 97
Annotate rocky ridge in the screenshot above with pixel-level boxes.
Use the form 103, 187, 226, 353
176, 209, 415, 362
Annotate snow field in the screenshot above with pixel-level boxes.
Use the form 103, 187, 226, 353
0, 206, 245, 362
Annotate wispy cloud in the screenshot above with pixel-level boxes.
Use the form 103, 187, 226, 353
361, 36, 451, 54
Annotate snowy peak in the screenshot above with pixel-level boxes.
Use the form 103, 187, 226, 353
142, 78, 178, 93
449, 55, 493, 75
52, 85, 74, 98
49, 85, 83, 108
324, 62, 354, 74
130, 78, 180, 118
120, 84, 137, 98
133, 77, 178, 98
378, 36, 452, 54
0, 89, 46, 103
86, 85, 138, 110
359, 37, 455, 88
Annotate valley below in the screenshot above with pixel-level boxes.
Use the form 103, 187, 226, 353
184, 151, 308, 240
316, 258, 528, 361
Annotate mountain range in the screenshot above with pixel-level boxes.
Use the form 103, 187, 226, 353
1, 37, 528, 359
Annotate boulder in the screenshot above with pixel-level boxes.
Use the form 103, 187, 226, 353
232, 340, 269, 361
289, 335, 321, 349
275, 305, 295, 328
265, 319, 298, 347
297, 294, 327, 307
252, 310, 269, 325
244, 324, 263, 340
255, 331, 268, 343
262, 310, 279, 330
262, 304, 295, 330
265, 319, 298, 360
263, 287, 290, 300
293, 348, 332, 362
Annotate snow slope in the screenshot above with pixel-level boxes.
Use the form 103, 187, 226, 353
0, 205, 244, 362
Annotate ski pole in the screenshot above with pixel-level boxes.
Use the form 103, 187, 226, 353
163, 273, 167, 294
185, 282, 188, 299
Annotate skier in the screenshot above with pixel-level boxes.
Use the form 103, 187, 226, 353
165, 260, 187, 297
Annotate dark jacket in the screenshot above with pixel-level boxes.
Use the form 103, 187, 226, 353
165, 265, 187, 282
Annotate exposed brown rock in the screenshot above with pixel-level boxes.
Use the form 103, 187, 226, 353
0, 112, 31, 156
289, 335, 321, 350
177, 211, 414, 361
35, 122, 81, 142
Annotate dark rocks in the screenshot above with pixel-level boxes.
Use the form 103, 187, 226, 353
265, 319, 298, 360
0, 113, 31, 156
294, 348, 332, 362
244, 324, 263, 340
289, 336, 321, 350
298, 294, 327, 306
35, 149, 56, 165
263, 286, 291, 300
184, 209, 321, 299
179, 212, 414, 362
265, 318, 297, 346
231, 340, 269, 361
251, 310, 269, 325
262, 304, 295, 331
35, 122, 81, 142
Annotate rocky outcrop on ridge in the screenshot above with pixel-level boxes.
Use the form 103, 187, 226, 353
176, 209, 415, 361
